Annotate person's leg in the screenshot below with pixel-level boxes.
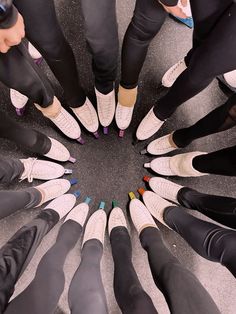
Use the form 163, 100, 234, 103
5, 220, 83, 314
164, 206, 236, 277
173, 94, 236, 147
0, 156, 24, 184
0, 194, 76, 313
129, 198, 220, 314
192, 145, 236, 176
13, 0, 86, 108
110, 226, 157, 314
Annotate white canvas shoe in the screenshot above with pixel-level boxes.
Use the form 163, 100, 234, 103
36, 179, 71, 206
10, 89, 28, 116
95, 88, 116, 134
162, 59, 187, 88
136, 107, 165, 141
141, 133, 178, 156
143, 176, 183, 203
141, 190, 173, 228
108, 206, 127, 235
82, 209, 107, 247
223, 70, 236, 89
129, 198, 157, 235
49, 107, 84, 143
28, 42, 42, 64
144, 152, 208, 177
20, 158, 65, 182
44, 137, 76, 163
43, 194, 76, 219
71, 98, 99, 138
64, 197, 91, 226
115, 102, 134, 137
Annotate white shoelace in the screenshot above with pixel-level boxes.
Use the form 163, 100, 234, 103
20, 158, 38, 182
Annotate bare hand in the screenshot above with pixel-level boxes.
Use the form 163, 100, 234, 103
0, 13, 25, 53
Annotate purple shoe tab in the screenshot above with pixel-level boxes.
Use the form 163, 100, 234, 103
93, 131, 99, 139
103, 127, 109, 135
69, 156, 76, 163
64, 169, 73, 174
77, 137, 85, 145
34, 57, 43, 66
73, 190, 81, 198
16, 107, 25, 116
119, 130, 125, 138
69, 178, 78, 185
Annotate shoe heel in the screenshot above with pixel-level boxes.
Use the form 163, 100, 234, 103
140, 149, 147, 155
64, 169, 73, 174
77, 137, 85, 145
16, 107, 26, 116
93, 131, 99, 139
69, 178, 78, 185
103, 127, 109, 135
69, 156, 76, 163
119, 130, 125, 138
73, 190, 81, 198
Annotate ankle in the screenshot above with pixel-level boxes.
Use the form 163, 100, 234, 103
35, 97, 61, 118
118, 85, 137, 108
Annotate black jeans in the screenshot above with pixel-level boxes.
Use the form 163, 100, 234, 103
177, 187, 236, 229
5, 220, 82, 314
192, 145, 236, 176
154, 0, 236, 120
164, 206, 236, 278
110, 227, 157, 314
172, 94, 236, 148
0, 209, 59, 313
121, 0, 167, 89
0, 111, 51, 155
139, 227, 220, 314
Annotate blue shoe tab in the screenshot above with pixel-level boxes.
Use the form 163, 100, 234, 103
112, 200, 118, 208
69, 178, 78, 185
84, 196, 92, 204
65, 169, 73, 174
99, 201, 105, 210
73, 190, 81, 198
174, 16, 194, 28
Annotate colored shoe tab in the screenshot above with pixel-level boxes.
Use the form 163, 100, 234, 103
99, 201, 105, 210
174, 16, 194, 28
73, 190, 81, 198
85, 196, 92, 204
128, 192, 136, 200
65, 169, 73, 174
112, 200, 118, 208
138, 188, 145, 196
69, 178, 78, 185
143, 176, 151, 182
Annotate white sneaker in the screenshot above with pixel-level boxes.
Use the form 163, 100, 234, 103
82, 209, 107, 247
44, 194, 76, 219
64, 198, 91, 226
129, 198, 157, 235
108, 207, 127, 235
49, 107, 84, 143
44, 137, 76, 163
144, 133, 178, 155
142, 190, 173, 228
223, 70, 236, 89
71, 98, 99, 137
10, 89, 28, 116
28, 42, 42, 64
95, 88, 116, 133
36, 179, 71, 206
144, 176, 183, 203
136, 107, 165, 141
162, 59, 187, 88
20, 158, 65, 182
115, 102, 134, 137
144, 152, 208, 177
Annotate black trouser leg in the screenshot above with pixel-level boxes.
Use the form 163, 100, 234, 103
164, 206, 236, 278
120, 0, 167, 89
110, 227, 157, 314
140, 227, 220, 314
0, 209, 59, 312
5, 220, 82, 314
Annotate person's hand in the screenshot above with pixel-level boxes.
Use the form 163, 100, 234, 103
159, 1, 187, 19
0, 13, 25, 53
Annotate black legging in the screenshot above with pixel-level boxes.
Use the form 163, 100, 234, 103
140, 227, 220, 314
172, 94, 236, 148
5, 220, 82, 314
121, 0, 167, 89
192, 145, 236, 176
0, 111, 51, 155
177, 187, 236, 229
164, 206, 236, 278
110, 227, 157, 314
154, 0, 236, 120
0, 209, 59, 313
